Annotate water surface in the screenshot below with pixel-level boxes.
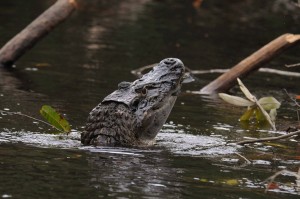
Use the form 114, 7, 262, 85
1, 0, 300, 198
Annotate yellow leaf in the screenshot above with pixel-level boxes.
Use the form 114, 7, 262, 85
225, 179, 239, 186
219, 93, 254, 107
240, 108, 255, 121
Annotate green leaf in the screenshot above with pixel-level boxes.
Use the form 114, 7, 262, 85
240, 108, 255, 121
237, 78, 276, 130
256, 101, 276, 129
269, 109, 277, 122
40, 105, 71, 133
219, 93, 255, 107
258, 97, 281, 110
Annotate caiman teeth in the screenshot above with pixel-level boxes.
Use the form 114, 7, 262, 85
182, 72, 194, 84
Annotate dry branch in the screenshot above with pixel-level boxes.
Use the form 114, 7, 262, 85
0, 0, 77, 67
200, 33, 300, 94
237, 130, 300, 145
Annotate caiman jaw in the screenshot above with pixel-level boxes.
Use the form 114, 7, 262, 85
132, 58, 186, 142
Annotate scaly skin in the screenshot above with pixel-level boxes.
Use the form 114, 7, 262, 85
82, 103, 139, 146
81, 58, 187, 146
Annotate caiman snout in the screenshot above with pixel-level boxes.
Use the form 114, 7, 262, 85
161, 58, 183, 67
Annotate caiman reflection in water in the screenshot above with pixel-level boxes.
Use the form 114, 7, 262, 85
81, 58, 190, 146
86, 150, 184, 198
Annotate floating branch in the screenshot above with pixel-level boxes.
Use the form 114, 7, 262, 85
237, 130, 300, 145
200, 33, 300, 94
0, 0, 77, 67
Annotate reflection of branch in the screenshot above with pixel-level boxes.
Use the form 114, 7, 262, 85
237, 130, 300, 145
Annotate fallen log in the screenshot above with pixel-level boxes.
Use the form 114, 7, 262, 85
200, 33, 300, 94
0, 0, 77, 67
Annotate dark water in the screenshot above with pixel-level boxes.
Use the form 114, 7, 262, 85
1, 0, 300, 198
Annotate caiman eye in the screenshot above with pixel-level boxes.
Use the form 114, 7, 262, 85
135, 86, 148, 96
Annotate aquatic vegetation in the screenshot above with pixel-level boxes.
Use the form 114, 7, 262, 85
40, 105, 71, 134
219, 78, 281, 130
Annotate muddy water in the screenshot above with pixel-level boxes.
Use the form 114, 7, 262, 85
1, 0, 300, 198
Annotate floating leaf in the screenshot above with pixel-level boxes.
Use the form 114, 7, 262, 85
238, 78, 276, 130
225, 179, 239, 186
199, 178, 208, 183
219, 78, 278, 130
240, 108, 255, 121
258, 97, 281, 110
267, 182, 279, 190
40, 105, 71, 133
256, 101, 276, 130
255, 108, 265, 121
35, 63, 51, 67
269, 109, 277, 122
219, 93, 254, 107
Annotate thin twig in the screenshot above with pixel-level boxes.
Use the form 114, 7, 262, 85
234, 152, 251, 164
259, 68, 300, 77
264, 169, 300, 193
237, 130, 300, 145
131, 63, 156, 77
286, 63, 300, 67
134, 66, 300, 77
0, 110, 64, 133
190, 68, 300, 77
284, 89, 300, 108
284, 89, 300, 126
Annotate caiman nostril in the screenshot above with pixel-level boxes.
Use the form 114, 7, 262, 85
163, 58, 176, 65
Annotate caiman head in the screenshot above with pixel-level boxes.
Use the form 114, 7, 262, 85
82, 58, 191, 146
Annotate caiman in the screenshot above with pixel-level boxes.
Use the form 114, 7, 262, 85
81, 58, 191, 147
